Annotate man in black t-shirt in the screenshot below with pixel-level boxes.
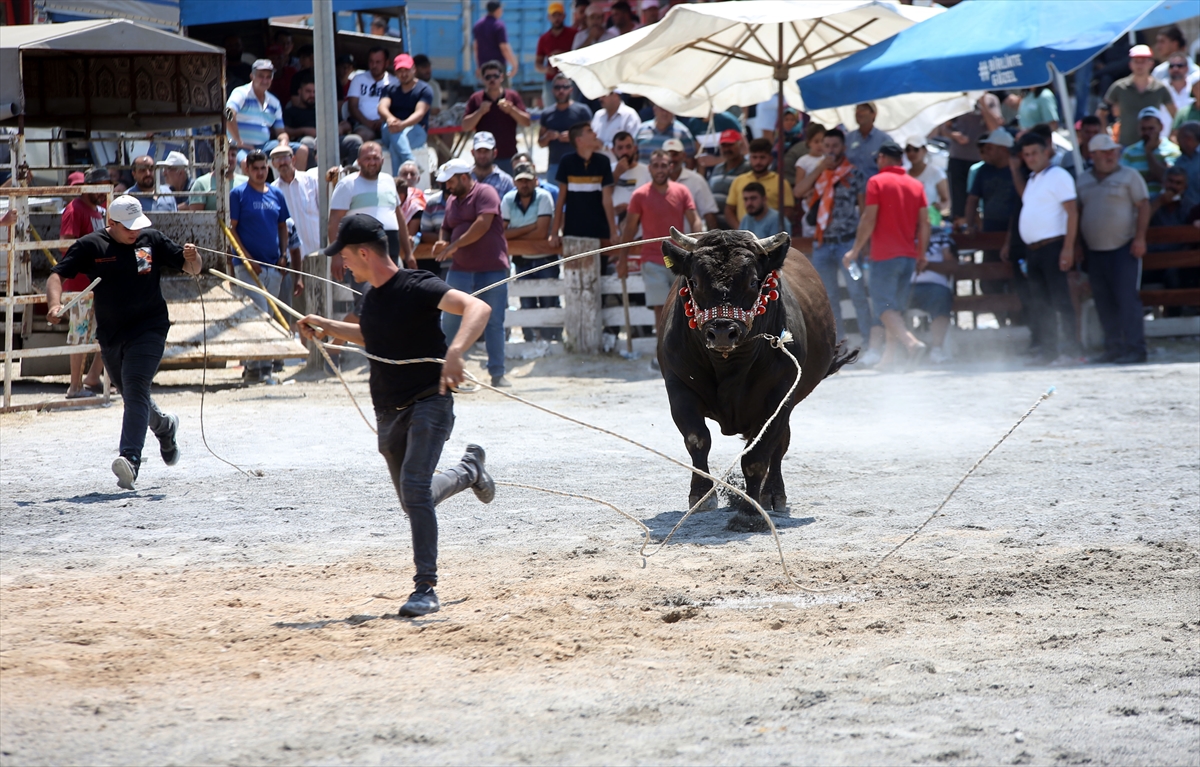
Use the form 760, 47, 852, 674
47, 195, 202, 490
299, 214, 496, 618
551, 121, 616, 249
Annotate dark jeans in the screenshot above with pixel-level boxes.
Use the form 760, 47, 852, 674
1025, 239, 1081, 358
947, 157, 973, 221
514, 255, 562, 341
376, 394, 474, 586
1087, 240, 1145, 357
100, 327, 171, 466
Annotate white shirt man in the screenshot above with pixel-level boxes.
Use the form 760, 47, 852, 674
591, 91, 642, 163
269, 144, 321, 257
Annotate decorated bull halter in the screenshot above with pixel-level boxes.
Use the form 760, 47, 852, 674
678, 270, 781, 330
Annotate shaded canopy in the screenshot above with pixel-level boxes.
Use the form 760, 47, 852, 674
0, 19, 226, 131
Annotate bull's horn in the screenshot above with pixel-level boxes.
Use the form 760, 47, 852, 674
669, 227, 699, 251
753, 232, 792, 254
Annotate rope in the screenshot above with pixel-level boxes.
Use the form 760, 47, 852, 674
192, 244, 361, 296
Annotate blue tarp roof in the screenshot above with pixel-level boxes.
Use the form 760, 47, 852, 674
797, 0, 1199, 110
180, 0, 402, 27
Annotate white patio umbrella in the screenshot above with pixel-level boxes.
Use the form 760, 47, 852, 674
552, 0, 979, 227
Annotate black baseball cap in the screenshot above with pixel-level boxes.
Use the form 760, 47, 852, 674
324, 213, 387, 256
877, 140, 903, 159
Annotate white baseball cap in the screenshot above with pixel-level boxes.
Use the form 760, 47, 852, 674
157, 150, 189, 167
108, 195, 152, 230
435, 157, 474, 182
269, 143, 294, 157
662, 138, 685, 152
1088, 134, 1121, 152
904, 135, 927, 149
473, 131, 497, 150
978, 129, 1014, 148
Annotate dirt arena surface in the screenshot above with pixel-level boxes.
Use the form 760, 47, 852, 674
2, 349, 1198, 766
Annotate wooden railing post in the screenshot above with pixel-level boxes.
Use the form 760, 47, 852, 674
302, 252, 327, 373
561, 236, 602, 354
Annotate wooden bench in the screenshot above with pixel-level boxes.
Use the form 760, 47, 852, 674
1141, 226, 1200, 309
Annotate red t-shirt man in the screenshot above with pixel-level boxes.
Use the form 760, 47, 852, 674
59, 195, 107, 291
864, 165, 927, 260
626, 180, 696, 266
536, 25, 578, 82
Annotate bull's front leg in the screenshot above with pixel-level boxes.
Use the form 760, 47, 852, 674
728, 417, 788, 533
665, 377, 718, 511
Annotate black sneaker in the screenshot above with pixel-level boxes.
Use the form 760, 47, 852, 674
112, 456, 138, 490
1114, 350, 1147, 365
157, 413, 180, 466
398, 583, 440, 617
462, 444, 495, 504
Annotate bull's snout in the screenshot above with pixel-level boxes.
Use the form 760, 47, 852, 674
704, 319, 744, 351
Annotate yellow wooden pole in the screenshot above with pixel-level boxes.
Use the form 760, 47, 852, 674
219, 220, 291, 330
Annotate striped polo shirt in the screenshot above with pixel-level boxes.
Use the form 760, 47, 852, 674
554, 151, 614, 239
226, 84, 284, 149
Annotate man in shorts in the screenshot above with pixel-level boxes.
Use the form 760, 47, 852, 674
299, 214, 496, 617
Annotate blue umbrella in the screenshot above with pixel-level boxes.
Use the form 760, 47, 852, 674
797, 0, 1197, 108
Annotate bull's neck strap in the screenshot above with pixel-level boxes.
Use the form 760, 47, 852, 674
680, 270, 780, 330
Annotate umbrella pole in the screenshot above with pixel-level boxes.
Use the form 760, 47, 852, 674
776, 25, 786, 233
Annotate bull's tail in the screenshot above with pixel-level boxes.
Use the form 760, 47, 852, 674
825, 340, 859, 379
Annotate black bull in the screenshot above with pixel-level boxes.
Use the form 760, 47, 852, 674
656, 228, 857, 532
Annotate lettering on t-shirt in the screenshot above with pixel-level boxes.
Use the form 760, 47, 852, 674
358, 81, 388, 98
135, 248, 152, 274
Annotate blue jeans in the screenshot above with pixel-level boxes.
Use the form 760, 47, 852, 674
1088, 240, 1145, 357
385, 123, 427, 175
377, 394, 474, 586
868, 257, 916, 318
443, 268, 508, 377
235, 263, 284, 374
100, 326, 171, 467
811, 239, 873, 341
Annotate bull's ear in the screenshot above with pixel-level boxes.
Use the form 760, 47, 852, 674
756, 231, 791, 274
661, 241, 692, 277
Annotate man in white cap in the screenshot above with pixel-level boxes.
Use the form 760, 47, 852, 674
46, 195, 202, 490
1119, 106, 1181, 196
1102, 44, 1176, 147
1076, 132, 1150, 364
157, 151, 191, 209
432, 157, 511, 387
663, 137, 718, 231
470, 131, 515, 197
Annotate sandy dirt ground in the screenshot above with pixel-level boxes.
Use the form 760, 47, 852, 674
2, 346, 1198, 766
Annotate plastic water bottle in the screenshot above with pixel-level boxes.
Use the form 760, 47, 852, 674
847, 261, 863, 281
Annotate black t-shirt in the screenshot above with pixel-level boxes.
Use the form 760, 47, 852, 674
359, 269, 452, 409
52, 228, 185, 344
555, 152, 613, 239
283, 102, 317, 130
540, 102, 593, 165
381, 79, 434, 130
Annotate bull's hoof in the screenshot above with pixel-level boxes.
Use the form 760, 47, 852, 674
726, 510, 770, 533
689, 493, 718, 512
770, 494, 788, 512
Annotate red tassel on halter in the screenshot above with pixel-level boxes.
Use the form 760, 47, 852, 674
688, 318, 698, 329
683, 302, 695, 317
679, 286, 690, 296
767, 290, 779, 302
755, 304, 767, 315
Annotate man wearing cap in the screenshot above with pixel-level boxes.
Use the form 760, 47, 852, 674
932, 93, 1003, 223
299, 213, 496, 618
965, 129, 1019, 296
188, 145, 248, 212
536, 3, 577, 111
47, 195, 202, 490
1076, 132, 1150, 364
470, 132, 516, 197
664, 138, 718, 231
348, 47, 397, 142
130, 155, 176, 213
619, 149, 701, 326
59, 167, 110, 398
707, 130, 750, 229
635, 103, 696, 166
378, 53, 434, 174
229, 150, 291, 382
270, 143, 320, 260
842, 140, 930, 368
640, 0, 660, 25
157, 151, 191, 209
503, 162, 560, 341
226, 59, 303, 166
463, 61, 530, 174
1103, 45, 1176, 147
433, 157, 512, 387
845, 102, 893, 177
1119, 107, 1181, 195
539, 72, 593, 189
572, 3, 618, 50
1009, 131, 1081, 366
591, 90, 642, 164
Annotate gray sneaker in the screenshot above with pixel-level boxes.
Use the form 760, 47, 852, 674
490, 375, 512, 388
398, 583, 440, 617
112, 456, 138, 490
157, 413, 180, 466
462, 444, 495, 504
